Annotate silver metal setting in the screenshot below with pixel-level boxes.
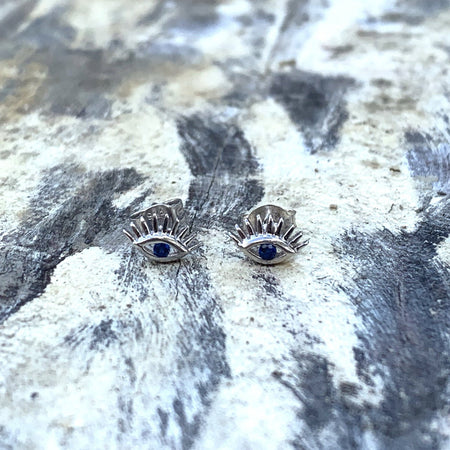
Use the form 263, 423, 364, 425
123, 199, 198, 263
229, 204, 309, 265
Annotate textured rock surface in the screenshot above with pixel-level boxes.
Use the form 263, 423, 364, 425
0, 1, 449, 449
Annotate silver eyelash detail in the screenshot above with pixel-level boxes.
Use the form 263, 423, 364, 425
229, 204, 309, 265
123, 199, 198, 263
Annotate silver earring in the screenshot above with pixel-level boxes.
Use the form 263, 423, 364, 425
123, 199, 198, 262
229, 204, 309, 265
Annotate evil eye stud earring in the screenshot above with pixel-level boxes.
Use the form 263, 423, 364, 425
229, 204, 309, 265
123, 199, 198, 262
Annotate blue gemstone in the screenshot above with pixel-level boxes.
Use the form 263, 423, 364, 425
153, 243, 171, 258
259, 244, 277, 261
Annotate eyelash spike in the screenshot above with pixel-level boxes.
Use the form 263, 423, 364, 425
162, 214, 169, 233
229, 232, 241, 245
123, 229, 134, 242
256, 214, 263, 234
267, 214, 274, 234
283, 224, 295, 241
178, 226, 189, 240
235, 224, 246, 240
152, 213, 159, 233
294, 239, 309, 251
188, 242, 201, 252
140, 216, 150, 235
274, 218, 284, 236
290, 231, 304, 246
184, 234, 196, 246
130, 222, 141, 238
245, 218, 255, 236
171, 219, 180, 236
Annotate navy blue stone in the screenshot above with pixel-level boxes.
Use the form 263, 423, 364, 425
259, 244, 277, 261
153, 243, 171, 258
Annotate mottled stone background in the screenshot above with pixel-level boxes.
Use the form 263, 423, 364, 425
0, 1, 449, 449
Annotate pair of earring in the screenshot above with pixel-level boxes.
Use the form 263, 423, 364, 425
123, 199, 309, 265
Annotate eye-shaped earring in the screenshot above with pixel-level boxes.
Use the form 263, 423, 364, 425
123, 199, 198, 262
229, 204, 309, 265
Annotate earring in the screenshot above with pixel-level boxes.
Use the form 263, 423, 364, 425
229, 204, 309, 265
123, 199, 198, 262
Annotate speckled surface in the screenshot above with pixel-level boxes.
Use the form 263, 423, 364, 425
0, 1, 449, 449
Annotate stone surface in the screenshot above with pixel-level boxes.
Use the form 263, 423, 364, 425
0, 1, 449, 449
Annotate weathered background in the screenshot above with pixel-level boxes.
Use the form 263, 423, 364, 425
0, 0, 449, 449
